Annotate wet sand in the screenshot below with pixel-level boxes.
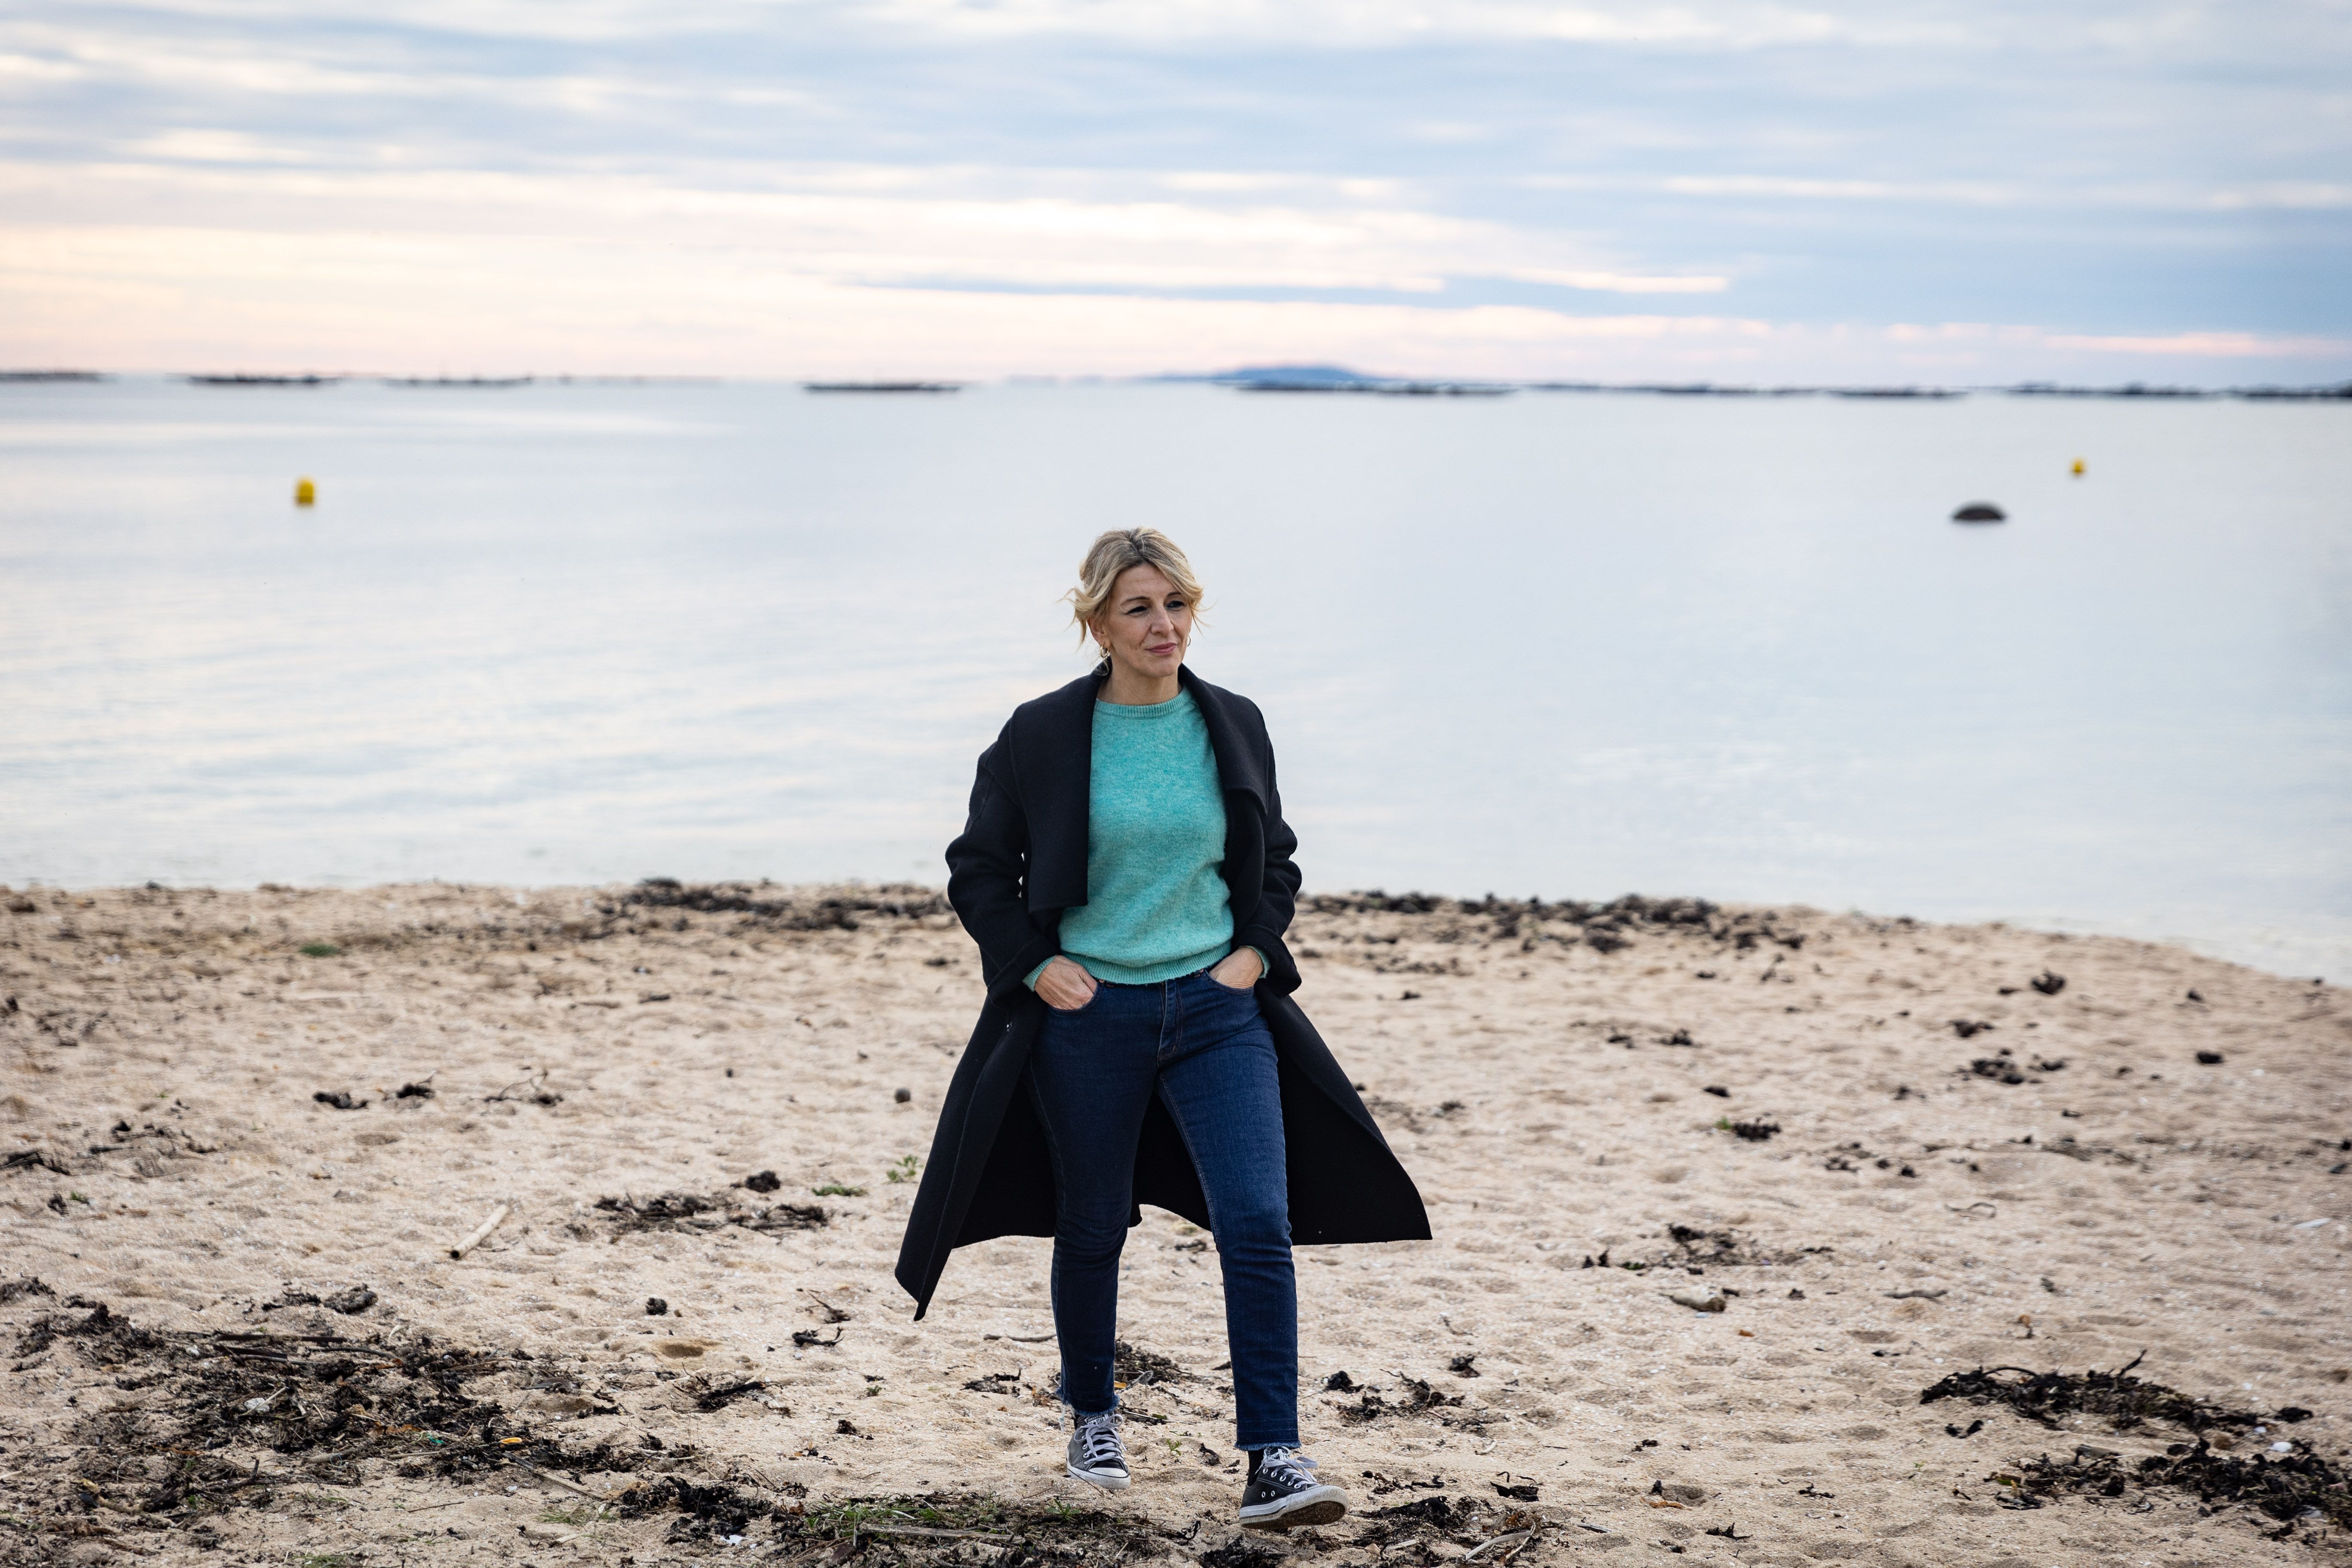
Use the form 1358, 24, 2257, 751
2, 882, 2347, 1566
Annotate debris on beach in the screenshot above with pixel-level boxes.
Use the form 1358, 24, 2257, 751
312, 1090, 368, 1110
1661, 1223, 1786, 1267
1336, 1374, 1464, 1424
1998, 1441, 2349, 1534
1921, 1355, 2268, 1436
1966, 1047, 2066, 1085
9, 1296, 655, 1527
1922, 1360, 2352, 1535
1112, 1339, 1191, 1385
617, 879, 947, 932
591, 1191, 827, 1234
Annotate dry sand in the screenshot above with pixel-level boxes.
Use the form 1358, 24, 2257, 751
2, 882, 2348, 1568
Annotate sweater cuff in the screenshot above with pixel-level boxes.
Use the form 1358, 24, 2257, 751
1024, 956, 1056, 991
1244, 946, 1268, 980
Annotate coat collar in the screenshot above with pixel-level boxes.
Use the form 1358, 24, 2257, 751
1011, 664, 1269, 912
1024, 665, 1268, 805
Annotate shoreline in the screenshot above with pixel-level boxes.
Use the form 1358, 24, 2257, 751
3, 882, 2346, 1565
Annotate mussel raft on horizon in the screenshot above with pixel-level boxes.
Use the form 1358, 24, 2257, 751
802, 381, 963, 393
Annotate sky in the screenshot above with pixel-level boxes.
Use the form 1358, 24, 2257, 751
3, 0, 2349, 383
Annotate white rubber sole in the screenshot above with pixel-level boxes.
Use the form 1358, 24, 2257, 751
1068, 1462, 1131, 1492
1239, 1485, 1348, 1531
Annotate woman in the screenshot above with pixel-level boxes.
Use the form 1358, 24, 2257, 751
894, 529, 1430, 1529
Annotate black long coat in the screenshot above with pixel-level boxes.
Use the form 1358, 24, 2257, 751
893, 666, 1432, 1319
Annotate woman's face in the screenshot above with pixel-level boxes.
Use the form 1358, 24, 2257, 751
1092, 564, 1192, 682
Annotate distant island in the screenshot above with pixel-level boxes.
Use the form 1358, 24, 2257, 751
1201, 364, 1513, 396
187, 374, 338, 387
384, 376, 532, 389
803, 381, 962, 393
1185, 366, 2352, 402
0, 370, 106, 383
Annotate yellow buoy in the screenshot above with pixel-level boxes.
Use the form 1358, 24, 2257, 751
2070, 458, 2086, 477
294, 477, 316, 505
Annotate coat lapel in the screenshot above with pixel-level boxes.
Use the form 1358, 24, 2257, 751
1016, 674, 1098, 912
1181, 668, 1271, 810
1015, 666, 1269, 915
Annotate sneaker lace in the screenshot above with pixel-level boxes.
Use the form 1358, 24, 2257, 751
1074, 1410, 1124, 1467
1256, 1447, 1319, 1490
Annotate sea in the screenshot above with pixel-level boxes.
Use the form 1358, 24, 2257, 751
2, 375, 2346, 979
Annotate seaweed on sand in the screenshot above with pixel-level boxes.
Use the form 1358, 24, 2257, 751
21, 1298, 643, 1532
1925, 1356, 2349, 1538
616, 880, 946, 931
1920, 1354, 2264, 1435
1995, 1440, 2349, 1535
1337, 1375, 1465, 1425
592, 1191, 827, 1233
1112, 1340, 1191, 1385
766, 1491, 1171, 1560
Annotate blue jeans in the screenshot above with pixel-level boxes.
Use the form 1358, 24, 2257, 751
1029, 967, 1297, 1450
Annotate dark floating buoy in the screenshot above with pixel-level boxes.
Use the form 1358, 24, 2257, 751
1951, 502, 2006, 523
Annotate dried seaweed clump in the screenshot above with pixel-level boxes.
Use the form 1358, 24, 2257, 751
591, 1191, 828, 1234
615, 880, 947, 931
1926, 1359, 2347, 1538
763, 1491, 1167, 1562
1112, 1340, 1191, 1386
1336, 1375, 1465, 1424
1996, 1440, 2349, 1536
16, 1298, 630, 1536
1663, 1224, 1788, 1266
1921, 1357, 2264, 1435
1305, 891, 1817, 955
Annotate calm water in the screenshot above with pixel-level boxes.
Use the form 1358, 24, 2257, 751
3, 377, 2346, 977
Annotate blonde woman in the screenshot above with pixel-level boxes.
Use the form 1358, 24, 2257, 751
896, 529, 1430, 1528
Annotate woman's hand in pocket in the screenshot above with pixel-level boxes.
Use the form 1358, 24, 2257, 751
1210, 947, 1264, 992
1035, 956, 1099, 1012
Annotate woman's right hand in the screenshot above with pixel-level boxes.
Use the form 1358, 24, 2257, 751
1035, 956, 1099, 1012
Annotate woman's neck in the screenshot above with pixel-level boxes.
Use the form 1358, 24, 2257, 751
1099, 664, 1182, 706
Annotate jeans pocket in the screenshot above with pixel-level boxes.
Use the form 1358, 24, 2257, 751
1047, 985, 1102, 1014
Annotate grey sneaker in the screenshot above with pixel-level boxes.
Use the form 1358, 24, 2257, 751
1238, 1448, 1348, 1529
1066, 1409, 1129, 1491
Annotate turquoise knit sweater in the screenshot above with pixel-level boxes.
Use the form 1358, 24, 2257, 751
1026, 689, 1254, 988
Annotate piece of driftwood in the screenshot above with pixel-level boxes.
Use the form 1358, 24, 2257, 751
1462, 1529, 1536, 1561
518, 1464, 613, 1501
450, 1202, 510, 1259
858, 1525, 1002, 1541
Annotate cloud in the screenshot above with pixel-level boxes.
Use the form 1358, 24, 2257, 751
2045, 331, 2352, 359
1512, 269, 1730, 294
0, 0, 2345, 379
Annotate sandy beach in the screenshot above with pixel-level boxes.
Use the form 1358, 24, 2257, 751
3, 881, 2346, 1567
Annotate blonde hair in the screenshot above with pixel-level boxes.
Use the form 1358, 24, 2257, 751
1068, 528, 1206, 648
